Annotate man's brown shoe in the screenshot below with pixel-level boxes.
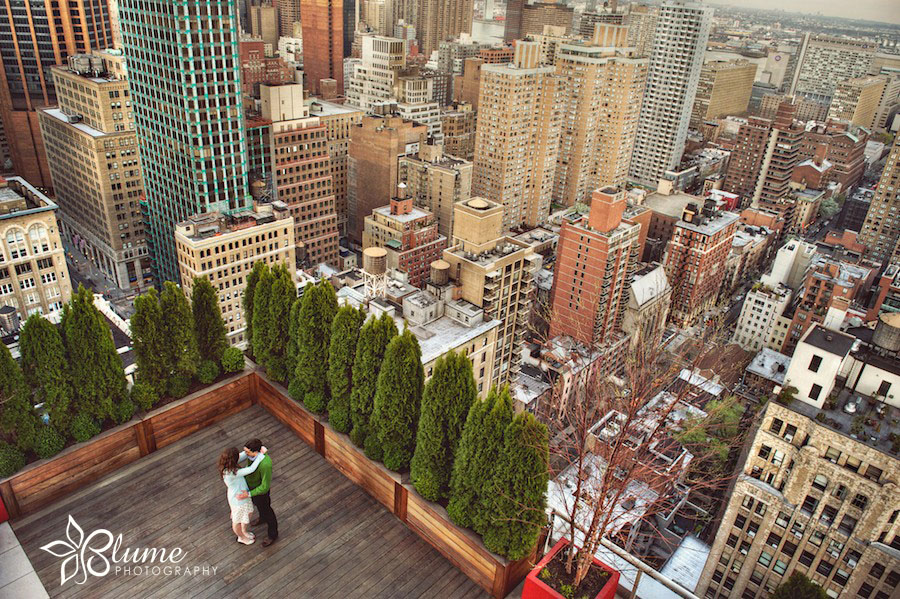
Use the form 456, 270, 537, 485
262, 537, 276, 547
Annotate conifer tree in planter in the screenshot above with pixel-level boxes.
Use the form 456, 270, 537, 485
483, 412, 549, 560
62, 286, 127, 420
130, 288, 168, 393
192, 276, 228, 365
327, 305, 366, 433
366, 329, 424, 470
264, 266, 296, 382
19, 314, 73, 435
0, 343, 39, 451
251, 267, 274, 369
349, 312, 397, 447
447, 386, 513, 530
242, 261, 268, 357
159, 282, 200, 394
410, 351, 477, 501
285, 298, 302, 381
290, 280, 337, 413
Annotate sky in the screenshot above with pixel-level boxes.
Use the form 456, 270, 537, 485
714, 0, 900, 26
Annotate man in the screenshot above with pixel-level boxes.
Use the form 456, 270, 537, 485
236, 438, 278, 546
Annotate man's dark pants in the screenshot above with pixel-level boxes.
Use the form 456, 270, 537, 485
251, 492, 278, 540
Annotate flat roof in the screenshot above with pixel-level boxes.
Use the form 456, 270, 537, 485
802, 324, 855, 358
42, 107, 106, 138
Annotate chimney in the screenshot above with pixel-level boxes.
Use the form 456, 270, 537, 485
823, 296, 849, 332
813, 143, 828, 166
588, 187, 626, 233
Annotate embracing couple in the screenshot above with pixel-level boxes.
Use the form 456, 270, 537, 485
217, 438, 279, 547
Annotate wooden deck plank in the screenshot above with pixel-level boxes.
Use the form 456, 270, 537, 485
11, 406, 489, 599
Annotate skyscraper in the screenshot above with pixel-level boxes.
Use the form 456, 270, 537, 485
0, 0, 114, 188
791, 34, 877, 104
859, 143, 900, 265
416, 0, 474, 58
504, 0, 526, 43
119, 0, 251, 283
553, 25, 647, 206
473, 42, 561, 231
301, 0, 345, 95
628, 0, 711, 188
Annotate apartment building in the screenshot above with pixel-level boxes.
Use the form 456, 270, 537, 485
858, 143, 900, 265
175, 202, 296, 347
399, 141, 472, 239
734, 284, 793, 352
442, 197, 540, 388
792, 35, 877, 104
39, 50, 152, 294
828, 76, 889, 129
300, 0, 345, 94
0, 177, 72, 320
440, 103, 476, 162
473, 42, 561, 231
554, 26, 648, 206
415, 0, 474, 57
690, 60, 758, 128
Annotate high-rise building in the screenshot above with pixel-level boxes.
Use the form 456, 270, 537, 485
362, 189, 447, 287
442, 197, 539, 388
698, 324, 900, 599
792, 35, 877, 104
250, 2, 279, 48
309, 99, 365, 237
453, 58, 484, 110
363, 0, 391, 35
120, 0, 250, 283
723, 117, 772, 203
628, 0, 711, 188
624, 3, 658, 58
827, 76, 888, 129
301, 0, 345, 95
553, 25, 647, 206
399, 141, 472, 239
579, 10, 625, 39
239, 40, 295, 98
690, 59, 757, 128
521, 1, 574, 38
753, 101, 804, 210
440, 103, 476, 162
0, 176, 73, 319
260, 84, 340, 267
175, 202, 296, 347
858, 143, 900, 265
343, 0, 357, 58
437, 38, 492, 76
347, 115, 428, 243
504, 0, 526, 43
663, 199, 739, 327
799, 122, 869, 191
279, 0, 302, 38
0, 0, 114, 189
39, 50, 151, 294
549, 187, 641, 347
416, 0, 474, 58
473, 42, 561, 231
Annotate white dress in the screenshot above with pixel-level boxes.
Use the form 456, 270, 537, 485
223, 452, 264, 525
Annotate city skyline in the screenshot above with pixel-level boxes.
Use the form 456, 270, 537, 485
713, 0, 900, 25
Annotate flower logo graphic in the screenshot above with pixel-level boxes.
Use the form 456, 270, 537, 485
40, 515, 115, 586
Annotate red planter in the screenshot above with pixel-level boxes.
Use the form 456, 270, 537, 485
523, 538, 620, 599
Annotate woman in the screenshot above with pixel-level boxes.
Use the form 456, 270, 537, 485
218, 445, 267, 545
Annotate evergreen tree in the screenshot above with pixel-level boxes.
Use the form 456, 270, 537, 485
326, 305, 366, 433
286, 298, 302, 381
349, 313, 398, 447
19, 314, 72, 434
290, 280, 337, 413
62, 286, 127, 420
251, 267, 274, 368
447, 386, 513, 529
473, 386, 516, 534
242, 261, 268, 353
366, 329, 424, 470
192, 276, 228, 364
482, 412, 549, 560
130, 288, 167, 392
0, 343, 38, 450
411, 352, 478, 501
159, 281, 200, 388
264, 265, 295, 382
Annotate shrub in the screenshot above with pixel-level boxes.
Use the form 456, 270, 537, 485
263, 266, 295, 383
70, 412, 101, 443
222, 347, 245, 373
192, 276, 228, 364
159, 282, 200, 385
130, 288, 167, 393
34, 426, 65, 459
327, 305, 366, 433
197, 360, 220, 385
115, 398, 135, 424
368, 330, 424, 471
131, 382, 158, 412
350, 313, 398, 448
167, 375, 191, 399
19, 314, 73, 434
0, 343, 39, 451
292, 280, 338, 412
0, 442, 25, 477
411, 352, 478, 501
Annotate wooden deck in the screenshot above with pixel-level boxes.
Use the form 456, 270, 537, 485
11, 406, 490, 599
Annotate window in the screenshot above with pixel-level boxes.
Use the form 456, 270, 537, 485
857, 582, 874, 598
766, 532, 782, 548
834, 568, 850, 586
844, 550, 861, 568
809, 355, 822, 372
735, 514, 747, 529
773, 559, 788, 575
864, 465, 882, 482
798, 551, 815, 567
726, 533, 738, 547
838, 515, 857, 536
812, 474, 829, 491
758, 445, 772, 460
821, 504, 838, 526
851, 494, 869, 510
5, 229, 26, 259
781, 541, 797, 557
833, 484, 848, 500
783, 424, 797, 442
758, 551, 773, 567
809, 383, 823, 401
755, 502, 767, 517
742, 496, 755, 510
801, 495, 819, 516
816, 560, 834, 577
28, 225, 49, 254
869, 563, 885, 580
810, 531, 825, 547
750, 569, 765, 584
747, 521, 759, 537
845, 456, 862, 473
775, 512, 790, 528
825, 447, 842, 463
769, 418, 784, 434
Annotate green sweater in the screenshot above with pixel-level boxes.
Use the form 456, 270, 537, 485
244, 454, 272, 497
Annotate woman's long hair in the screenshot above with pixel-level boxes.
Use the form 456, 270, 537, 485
218, 447, 240, 476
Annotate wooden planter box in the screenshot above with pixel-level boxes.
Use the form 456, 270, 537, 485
0, 370, 255, 519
